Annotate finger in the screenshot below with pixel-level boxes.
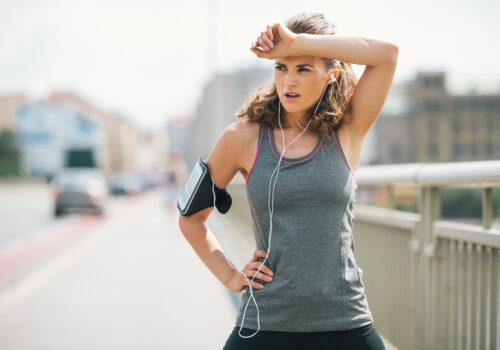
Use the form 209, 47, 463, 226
250, 46, 262, 57
261, 32, 274, 49
266, 25, 274, 41
273, 22, 281, 35
250, 261, 274, 277
252, 250, 268, 261
250, 46, 272, 60
248, 270, 273, 282
258, 36, 269, 51
247, 279, 264, 289
274, 22, 284, 38
250, 48, 266, 58
241, 270, 265, 288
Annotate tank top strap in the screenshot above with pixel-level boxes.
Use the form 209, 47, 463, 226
245, 123, 266, 187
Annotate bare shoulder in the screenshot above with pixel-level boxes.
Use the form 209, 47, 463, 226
226, 119, 261, 176
228, 119, 260, 140
207, 119, 261, 186
218, 119, 260, 154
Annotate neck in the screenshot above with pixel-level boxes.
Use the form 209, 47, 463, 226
282, 110, 311, 133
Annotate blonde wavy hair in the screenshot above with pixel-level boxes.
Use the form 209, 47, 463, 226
236, 13, 358, 144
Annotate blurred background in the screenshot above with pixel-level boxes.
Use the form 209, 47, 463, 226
0, 0, 499, 349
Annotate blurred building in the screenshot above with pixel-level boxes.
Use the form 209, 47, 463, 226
14, 100, 106, 178
0, 93, 29, 131
100, 111, 139, 175
188, 67, 272, 167
166, 113, 193, 158
373, 71, 500, 164
49, 91, 153, 176
136, 128, 168, 175
49, 92, 136, 176
2, 90, 166, 179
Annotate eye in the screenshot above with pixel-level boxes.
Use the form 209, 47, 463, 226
298, 67, 310, 72
275, 65, 286, 71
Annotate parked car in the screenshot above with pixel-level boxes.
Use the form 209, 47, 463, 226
51, 167, 108, 217
133, 171, 154, 191
109, 172, 142, 196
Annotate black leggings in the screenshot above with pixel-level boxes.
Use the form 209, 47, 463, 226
223, 322, 386, 350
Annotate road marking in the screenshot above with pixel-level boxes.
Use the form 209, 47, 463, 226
0, 193, 149, 316
0, 216, 100, 284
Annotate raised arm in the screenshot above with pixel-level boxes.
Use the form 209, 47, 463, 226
292, 34, 399, 139
251, 22, 398, 141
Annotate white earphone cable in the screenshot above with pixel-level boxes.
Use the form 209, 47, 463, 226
210, 78, 331, 338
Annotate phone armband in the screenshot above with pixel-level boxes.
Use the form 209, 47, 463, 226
177, 157, 232, 216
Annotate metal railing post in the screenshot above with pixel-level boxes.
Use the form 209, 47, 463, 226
482, 187, 493, 230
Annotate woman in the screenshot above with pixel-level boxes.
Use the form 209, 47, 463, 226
178, 13, 397, 349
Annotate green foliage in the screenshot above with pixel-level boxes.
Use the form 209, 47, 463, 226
440, 187, 495, 219
493, 188, 500, 218
364, 187, 500, 220
0, 129, 22, 176
394, 202, 417, 212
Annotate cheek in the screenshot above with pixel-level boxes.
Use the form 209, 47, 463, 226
304, 79, 325, 100
273, 75, 283, 90
309, 78, 326, 98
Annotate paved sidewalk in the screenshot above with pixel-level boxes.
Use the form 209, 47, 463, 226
0, 189, 237, 350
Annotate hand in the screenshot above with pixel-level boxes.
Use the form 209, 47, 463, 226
225, 250, 275, 293
250, 22, 297, 60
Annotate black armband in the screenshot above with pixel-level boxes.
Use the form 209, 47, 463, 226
177, 157, 232, 216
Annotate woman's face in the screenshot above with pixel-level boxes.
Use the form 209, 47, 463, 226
274, 55, 331, 118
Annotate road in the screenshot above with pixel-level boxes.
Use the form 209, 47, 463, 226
0, 185, 237, 350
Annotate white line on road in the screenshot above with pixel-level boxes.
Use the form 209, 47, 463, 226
0, 196, 143, 316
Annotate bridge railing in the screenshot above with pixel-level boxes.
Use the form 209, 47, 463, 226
208, 160, 500, 350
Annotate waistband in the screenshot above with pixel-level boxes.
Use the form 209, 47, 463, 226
233, 322, 375, 336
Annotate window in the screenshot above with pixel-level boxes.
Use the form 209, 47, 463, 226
487, 144, 493, 157
424, 100, 442, 112
452, 117, 460, 132
428, 143, 438, 156
471, 144, 477, 157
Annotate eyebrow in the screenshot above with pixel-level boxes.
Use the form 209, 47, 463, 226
275, 62, 314, 68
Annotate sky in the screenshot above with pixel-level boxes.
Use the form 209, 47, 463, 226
1, 0, 499, 129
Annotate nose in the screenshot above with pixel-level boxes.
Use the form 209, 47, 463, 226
283, 71, 297, 86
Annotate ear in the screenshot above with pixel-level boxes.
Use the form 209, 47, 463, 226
333, 64, 342, 78
328, 64, 342, 84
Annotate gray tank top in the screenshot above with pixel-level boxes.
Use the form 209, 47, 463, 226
236, 123, 374, 332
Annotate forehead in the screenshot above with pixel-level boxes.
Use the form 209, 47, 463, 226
275, 55, 324, 67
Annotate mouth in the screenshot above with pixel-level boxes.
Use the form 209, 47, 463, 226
284, 92, 300, 102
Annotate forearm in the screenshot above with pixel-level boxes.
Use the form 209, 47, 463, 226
291, 33, 398, 67
178, 216, 235, 288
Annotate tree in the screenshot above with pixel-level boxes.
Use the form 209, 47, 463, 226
0, 129, 22, 176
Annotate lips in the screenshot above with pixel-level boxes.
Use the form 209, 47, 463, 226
284, 92, 300, 102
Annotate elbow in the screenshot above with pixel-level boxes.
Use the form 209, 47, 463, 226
385, 43, 399, 65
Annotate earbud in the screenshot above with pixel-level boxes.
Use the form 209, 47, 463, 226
329, 73, 336, 84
